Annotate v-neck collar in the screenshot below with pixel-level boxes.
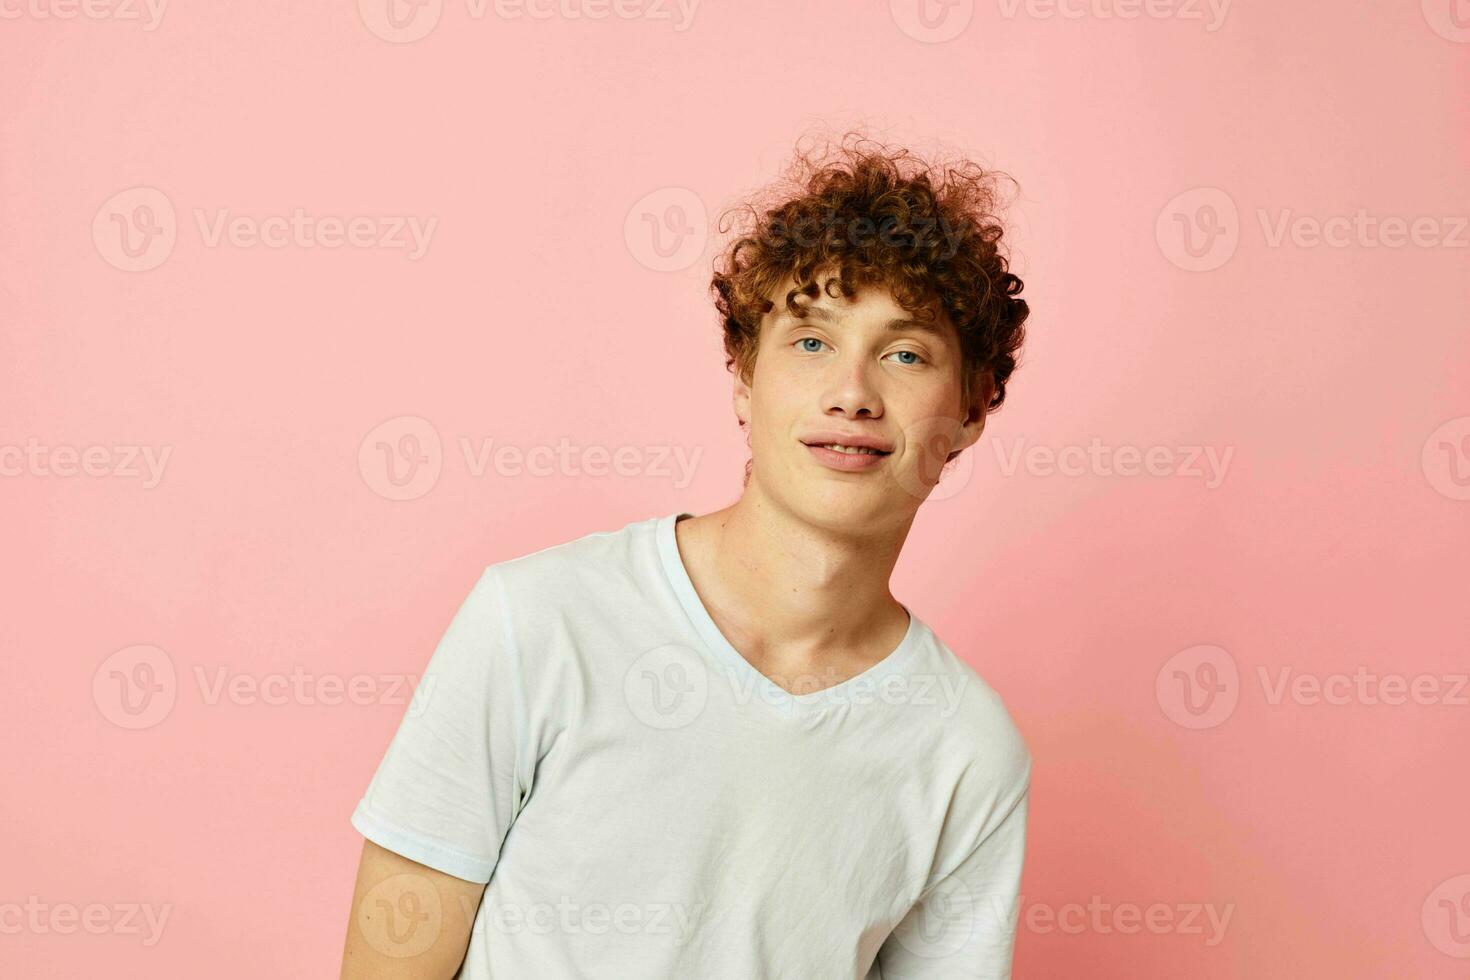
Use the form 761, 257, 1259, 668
655, 511, 923, 712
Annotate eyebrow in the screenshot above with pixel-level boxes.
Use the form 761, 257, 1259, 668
782, 305, 950, 338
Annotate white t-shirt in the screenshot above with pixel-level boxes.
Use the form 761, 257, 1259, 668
351, 512, 1031, 979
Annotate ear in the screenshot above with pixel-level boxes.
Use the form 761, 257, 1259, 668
732, 360, 754, 433
948, 373, 992, 458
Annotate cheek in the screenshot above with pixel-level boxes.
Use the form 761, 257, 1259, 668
892, 386, 968, 459
750, 365, 804, 421
914, 369, 969, 418
897, 386, 959, 427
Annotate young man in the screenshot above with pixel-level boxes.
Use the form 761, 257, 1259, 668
340, 134, 1032, 979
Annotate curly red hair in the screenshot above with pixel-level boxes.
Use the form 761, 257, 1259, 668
710, 131, 1029, 422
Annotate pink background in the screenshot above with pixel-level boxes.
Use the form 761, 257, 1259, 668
3, 0, 1468, 975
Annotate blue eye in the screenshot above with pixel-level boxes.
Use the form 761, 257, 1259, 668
796, 338, 827, 353
888, 350, 925, 365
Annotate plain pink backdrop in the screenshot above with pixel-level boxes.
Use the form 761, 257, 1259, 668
3, 0, 1468, 976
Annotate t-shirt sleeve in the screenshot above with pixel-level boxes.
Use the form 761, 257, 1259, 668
876, 767, 1031, 978
350, 565, 528, 884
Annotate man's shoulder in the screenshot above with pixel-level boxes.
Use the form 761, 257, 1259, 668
481, 512, 662, 607
917, 628, 1032, 791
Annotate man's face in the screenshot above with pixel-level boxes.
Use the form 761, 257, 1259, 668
733, 270, 988, 533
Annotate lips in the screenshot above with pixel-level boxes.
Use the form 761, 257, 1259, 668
799, 433, 894, 455
799, 432, 895, 473
803, 441, 890, 471
807, 443, 888, 456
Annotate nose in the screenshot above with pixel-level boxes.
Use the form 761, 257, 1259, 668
821, 352, 884, 420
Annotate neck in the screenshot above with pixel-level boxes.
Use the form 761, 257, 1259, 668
676, 480, 914, 675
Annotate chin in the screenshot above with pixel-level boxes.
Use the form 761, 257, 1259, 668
754, 457, 907, 529
789, 483, 894, 531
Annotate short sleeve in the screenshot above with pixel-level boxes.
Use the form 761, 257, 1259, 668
350, 565, 527, 884
876, 787, 1030, 979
